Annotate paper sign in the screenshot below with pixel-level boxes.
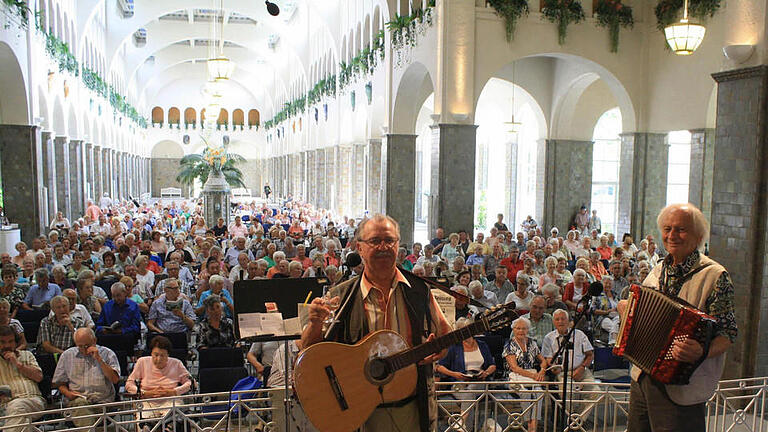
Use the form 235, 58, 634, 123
432, 289, 456, 327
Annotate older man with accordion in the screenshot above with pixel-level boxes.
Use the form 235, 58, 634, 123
618, 203, 738, 432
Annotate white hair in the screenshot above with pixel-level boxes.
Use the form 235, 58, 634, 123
512, 316, 531, 330
541, 283, 560, 297
573, 268, 588, 278
468, 280, 483, 293
273, 251, 286, 261
209, 274, 225, 287
656, 203, 709, 249
552, 308, 570, 320
452, 285, 468, 296
544, 256, 558, 267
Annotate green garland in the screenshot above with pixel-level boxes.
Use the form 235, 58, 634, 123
487, 0, 529, 42
655, 0, 721, 32
541, 0, 585, 45
595, 0, 634, 53
44, 33, 79, 76
2, 0, 29, 29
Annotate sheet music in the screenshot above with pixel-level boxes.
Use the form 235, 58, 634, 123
238, 312, 302, 337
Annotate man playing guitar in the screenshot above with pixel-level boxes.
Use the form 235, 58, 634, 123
301, 214, 452, 431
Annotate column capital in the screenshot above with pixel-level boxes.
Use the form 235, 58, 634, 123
711, 65, 768, 83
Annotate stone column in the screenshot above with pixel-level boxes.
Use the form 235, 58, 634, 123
542, 140, 593, 233
382, 134, 416, 245
618, 133, 668, 242
710, 66, 768, 379
0, 125, 45, 242
689, 128, 715, 223
85, 143, 94, 201
68, 139, 84, 218
427, 124, 478, 238
41, 131, 57, 222
505, 138, 518, 231
365, 139, 383, 214
352, 144, 366, 217
100, 148, 110, 202
316, 150, 327, 209
54, 136, 72, 221
337, 145, 353, 217
93, 146, 103, 200
326, 147, 337, 212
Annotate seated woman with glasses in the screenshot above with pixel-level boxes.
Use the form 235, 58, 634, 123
126, 335, 192, 430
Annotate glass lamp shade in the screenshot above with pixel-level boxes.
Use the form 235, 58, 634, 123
207, 57, 235, 80
664, 19, 706, 55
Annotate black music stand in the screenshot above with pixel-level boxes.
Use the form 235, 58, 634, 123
233, 278, 326, 432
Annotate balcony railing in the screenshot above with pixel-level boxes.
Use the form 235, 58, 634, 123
2, 376, 767, 432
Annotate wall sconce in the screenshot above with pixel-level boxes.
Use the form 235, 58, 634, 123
723, 44, 755, 64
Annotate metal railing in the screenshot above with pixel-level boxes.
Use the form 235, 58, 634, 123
2, 377, 768, 432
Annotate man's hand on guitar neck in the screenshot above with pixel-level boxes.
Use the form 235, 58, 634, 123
418, 333, 447, 365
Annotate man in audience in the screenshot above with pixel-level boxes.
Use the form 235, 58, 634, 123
167, 251, 196, 289
55, 288, 95, 329
500, 245, 524, 279
225, 236, 253, 268
228, 216, 249, 239
484, 243, 505, 279
468, 280, 497, 313
229, 252, 250, 282
609, 260, 629, 298
541, 283, 568, 314
542, 309, 597, 394
293, 244, 313, 269
521, 296, 554, 347
124, 263, 154, 305
165, 237, 194, 263
147, 278, 196, 334
430, 227, 446, 254
21, 269, 61, 310
38, 295, 87, 354
485, 266, 514, 306
52, 328, 120, 427
245, 260, 267, 280
416, 244, 440, 267
95, 282, 142, 342
0, 325, 45, 431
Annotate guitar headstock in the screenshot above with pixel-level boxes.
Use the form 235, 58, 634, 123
477, 302, 518, 332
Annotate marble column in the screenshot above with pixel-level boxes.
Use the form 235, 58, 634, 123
352, 144, 366, 217
365, 139, 383, 215
54, 136, 72, 221
336, 145, 353, 218
93, 146, 103, 201
100, 148, 110, 202
0, 125, 45, 242
68, 139, 84, 219
428, 124, 478, 238
689, 128, 715, 223
308, 151, 318, 206
710, 66, 768, 379
382, 134, 416, 245
542, 140, 593, 233
505, 138, 518, 231
618, 133, 668, 242
85, 143, 94, 201
326, 147, 337, 212
41, 131, 57, 222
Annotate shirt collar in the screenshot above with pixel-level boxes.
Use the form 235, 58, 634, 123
360, 268, 410, 299
664, 250, 700, 276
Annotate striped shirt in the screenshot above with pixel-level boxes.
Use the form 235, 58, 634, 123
359, 269, 451, 347
52, 345, 120, 403
0, 350, 43, 401
38, 315, 86, 351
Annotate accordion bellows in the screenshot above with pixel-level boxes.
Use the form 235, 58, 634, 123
614, 285, 715, 385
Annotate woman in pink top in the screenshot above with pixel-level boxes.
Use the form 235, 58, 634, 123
126, 336, 191, 422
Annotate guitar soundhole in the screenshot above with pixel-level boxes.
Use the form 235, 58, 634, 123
368, 358, 391, 382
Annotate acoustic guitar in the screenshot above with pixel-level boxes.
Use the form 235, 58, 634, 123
293, 303, 517, 432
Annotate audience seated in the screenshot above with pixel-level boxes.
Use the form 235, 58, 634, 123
0, 299, 27, 350
147, 278, 196, 334
95, 282, 142, 342
37, 295, 87, 354
22, 269, 61, 310
196, 295, 235, 350
0, 325, 45, 431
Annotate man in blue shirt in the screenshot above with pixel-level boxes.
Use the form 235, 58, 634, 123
95, 282, 142, 340
21, 269, 61, 309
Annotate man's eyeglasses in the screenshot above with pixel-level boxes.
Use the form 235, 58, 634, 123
359, 237, 399, 248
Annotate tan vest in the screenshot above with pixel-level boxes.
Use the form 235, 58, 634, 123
630, 254, 726, 405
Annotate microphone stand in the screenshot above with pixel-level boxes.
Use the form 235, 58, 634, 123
548, 295, 595, 430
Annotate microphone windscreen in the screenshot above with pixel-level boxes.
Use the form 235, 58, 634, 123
345, 252, 362, 268
588, 281, 604, 297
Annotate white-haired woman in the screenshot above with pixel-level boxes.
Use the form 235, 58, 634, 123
564, 269, 590, 312
504, 316, 546, 431
440, 233, 464, 262
538, 256, 559, 288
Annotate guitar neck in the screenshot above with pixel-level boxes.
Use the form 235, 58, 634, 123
386, 320, 489, 371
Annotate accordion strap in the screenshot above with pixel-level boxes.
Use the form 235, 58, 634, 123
659, 262, 712, 296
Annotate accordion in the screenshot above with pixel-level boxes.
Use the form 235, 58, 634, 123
614, 285, 715, 385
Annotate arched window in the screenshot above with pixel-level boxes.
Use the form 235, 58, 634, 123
515, 104, 540, 225
590, 108, 622, 235
217, 109, 228, 126
168, 107, 180, 125
248, 109, 260, 126
184, 107, 196, 125
233, 109, 245, 126
151, 107, 164, 125
666, 130, 692, 205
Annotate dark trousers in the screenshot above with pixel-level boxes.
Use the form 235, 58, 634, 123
628, 374, 705, 432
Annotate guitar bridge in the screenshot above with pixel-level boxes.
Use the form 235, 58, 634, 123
324, 366, 349, 411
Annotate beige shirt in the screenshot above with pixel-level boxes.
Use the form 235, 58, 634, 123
0, 350, 43, 401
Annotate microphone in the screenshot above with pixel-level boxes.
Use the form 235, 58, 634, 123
342, 252, 362, 281
587, 281, 603, 298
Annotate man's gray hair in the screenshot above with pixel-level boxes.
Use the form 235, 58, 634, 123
541, 283, 560, 297
468, 280, 484, 292
51, 264, 66, 275
517, 273, 531, 285
552, 308, 570, 320
34, 268, 49, 281
50, 295, 69, 308
203, 294, 221, 309
656, 203, 709, 249
452, 285, 468, 296
209, 274, 225, 287
110, 282, 127, 295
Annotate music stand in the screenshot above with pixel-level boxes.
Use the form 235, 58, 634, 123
233, 277, 326, 432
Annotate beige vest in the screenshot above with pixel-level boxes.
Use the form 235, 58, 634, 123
630, 254, 726, 405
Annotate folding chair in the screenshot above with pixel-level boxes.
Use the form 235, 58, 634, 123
198, 347, 244, 369
198, 367, 249, 420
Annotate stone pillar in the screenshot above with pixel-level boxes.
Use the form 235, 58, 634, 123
427, 124, 478, 237
100, 148, 110, 202
689, 128, 715, 223
710, 66, 768, 379
365, 139, 383, 214
68, 139, 84, 218
542, 140, 593, 233
41, 131, 57, 223
352, 144, 366, 217
54, 136, 72, 221
505, 138, 518, 231
382, 134, 416, 245
85, 143, 94, 201
316, 150, 326, 209
93, 146, 103, 201
326, 147, 336, 212
618, 133, 668, 242
0, 125, 45, 242
337, 145, 353, 217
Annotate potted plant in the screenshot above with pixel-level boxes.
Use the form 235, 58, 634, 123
541, 0, 585, 45
655, 0, 721, 39
488, 0, 529, 42
595, 0, 634, 52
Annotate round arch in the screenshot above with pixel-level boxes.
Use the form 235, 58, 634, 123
0, 42, 29, 124
150, 140, 185, 158
392, 61, 434, 134
52, 98, 66, 136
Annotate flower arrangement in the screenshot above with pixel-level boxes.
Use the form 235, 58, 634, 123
203, 147, 227, 168
655, 0, 721, 32
487, 0, 530, 42
177, 141, 246, 187
541, 0, 585, 45
595, 0, 634, 53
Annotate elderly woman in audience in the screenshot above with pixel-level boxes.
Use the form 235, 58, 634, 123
465, 243, 485, 267
422, 261, 436, 277
133, 255, 155, 290
591, 275, 620, 344
0, 298, 27, 349
1, 265, 25, 317
12, 241, 29, 267
126, 335, 192, 426
197, 294, 235, 350
440, 233, 464, 262
325, 265, 343, 285
588, 251, 608, 281
575, 257, 595, 283
97, 252, 121, 284
436, 317, 496, 427
563, 231, 581, 256
76, 277, 102, 320
452, 285, 472, 321
596, 235, 613, 260
517, 257, 538, 290
468, 280, 497, 310
538, 256, 559, 288
563, 269, 590, 312
50, 264, 73, 291
504, 316, 546, 431
396, 247, 413, 272
20, 256, 35, 284
507, 274, 535, 312
287, 261, 304, 278
195, 275, 234, 319
620, 233, 638, 256
541, 283, 568, 314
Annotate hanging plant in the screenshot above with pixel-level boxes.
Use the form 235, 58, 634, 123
541, 0, 585, 45
2, 0, 30, 29
365, 82, 373, 105
487, 0, 529, 42
655, 0, 721, 32
595, 0, 634, 53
